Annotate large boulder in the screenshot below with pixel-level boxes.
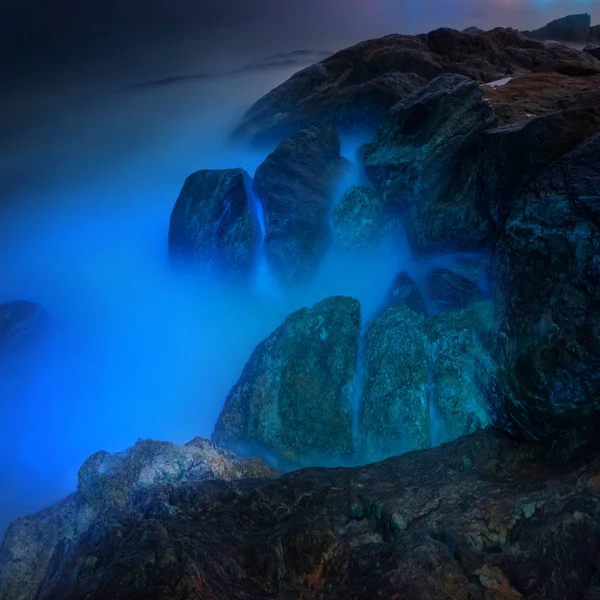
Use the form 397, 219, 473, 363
0, 437, 271, 600
168, 168, 258, 281
234, 26, 599, 144
376, 271, 427, 317
253, 124, 348, 287
584, 45, 600, 60
426, 268, 485, 313
27, 430, 600, 600
212, 297, 360, 465
363, 74, 497, 254
359, 306, 429, 461
493, 133, 600, 446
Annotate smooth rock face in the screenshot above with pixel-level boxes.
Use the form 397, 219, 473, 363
427, 301, 494, 445
234, 26, 599, 144
254, 124, 347, 287
377, 271, 427, 317
0, 301, 50, 349
494, 133, 600, 444
359, 306, 429, 461
212, 297, 360, 465
426, 268, 485, 313
0, 437, 272, 600
168, 168, 257, 281
364, 74, 496, 254
24, 429, 600, 600
332, 185, 389, 251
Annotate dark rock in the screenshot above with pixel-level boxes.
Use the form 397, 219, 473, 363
168, 168, 257, 281
584, 45, 600, 60
253, 124, 348, 287
493, 133, 600, 446
235, 26, 599, 144
331, 185, 390, 251
0, 438, 275, 600
212, 297, 360, 466
359, 306, 429, 461
427, 301, 494, 445
0, 301, 50, 349
377, 271, 427, 316
523, 13, 594, 42
364, 74, 496, 254
427, 268, 485, 313
22, 429, 600, 600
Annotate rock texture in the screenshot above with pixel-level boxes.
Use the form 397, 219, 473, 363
376, 271, 427, 317
0, 438, 274, 600
234, 26, 599, 144
364, 74, 496, 254
585, 45, 600, 60
426, 268, 485, 313
523, 13, 599, 43
168, 168, 257, 281
212, 297, 360, 466
254, 124, 348, 286
494, 133, 600, 446
11, 429, 600, 600
332, 186, 389, 251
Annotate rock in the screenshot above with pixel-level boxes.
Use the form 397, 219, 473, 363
0, 438, 274, 600
427, 301, 494, 445
212, 297, 360, 465
253, 124, 348, 287
523, 13, 594, 42
376, 271, 427, 316
480, 100, 600, 230
364, 74, 496, 254
234, 26, 599, 144
22, 429, 600, 600
168, 168, 257, 281
493, 133, 600, 446
584, 45, 600, 60
359, 306, 429, 461
0, 301, 50, 349
78, 437, 277, 509
426, 268, 485, 313
482, 72, 600, 126
331, 185, 390, 251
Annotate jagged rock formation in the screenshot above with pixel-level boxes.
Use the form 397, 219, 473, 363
376, 271, 427, 317
212, 297, 360, 466
168, 168, 257, 281
7, 429, 600, 600
364, 74, 496, 254
331, 186, 389, 251
233, 25, 600, 144
493, 133, 600, 447
0, 438, 276, 600
254, 124, 348, 287
522, 13, 599, 43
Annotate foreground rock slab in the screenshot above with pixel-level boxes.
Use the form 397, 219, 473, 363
11, 429, 600, 600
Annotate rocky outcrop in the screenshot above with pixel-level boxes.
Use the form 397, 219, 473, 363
0, 301, 50, 349
16, 429, 600, 600
212, 297, 360, 466
493, 133, 600, 447
253, 124, 348, 287
523, 13, 598, 42
376, 271, 427, 316
168, 168, 257, 281
364, 74, 496, 254
0, 438, 273, 600
359, 306, 429, 461
585, 45, 600, 60
331, 185, 390, 251
234, 26, 599, 144
426, 268, 485, 313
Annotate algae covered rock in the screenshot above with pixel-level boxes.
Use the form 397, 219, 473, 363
212, 296, 360, 465
376, 271, 427, 316
168, 168, 257, 281
359, 306, 429, 461
254, 124, 348, 286
426, 268, 485, 313
332, 185, 389, 251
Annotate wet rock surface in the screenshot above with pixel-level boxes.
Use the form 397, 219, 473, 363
10, 429, 600, 600
376, 271, 427, 317
426, 268, 485, 313
254, 124, 348, 286
168, 168, 257, 281
212, 296, 360, 466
